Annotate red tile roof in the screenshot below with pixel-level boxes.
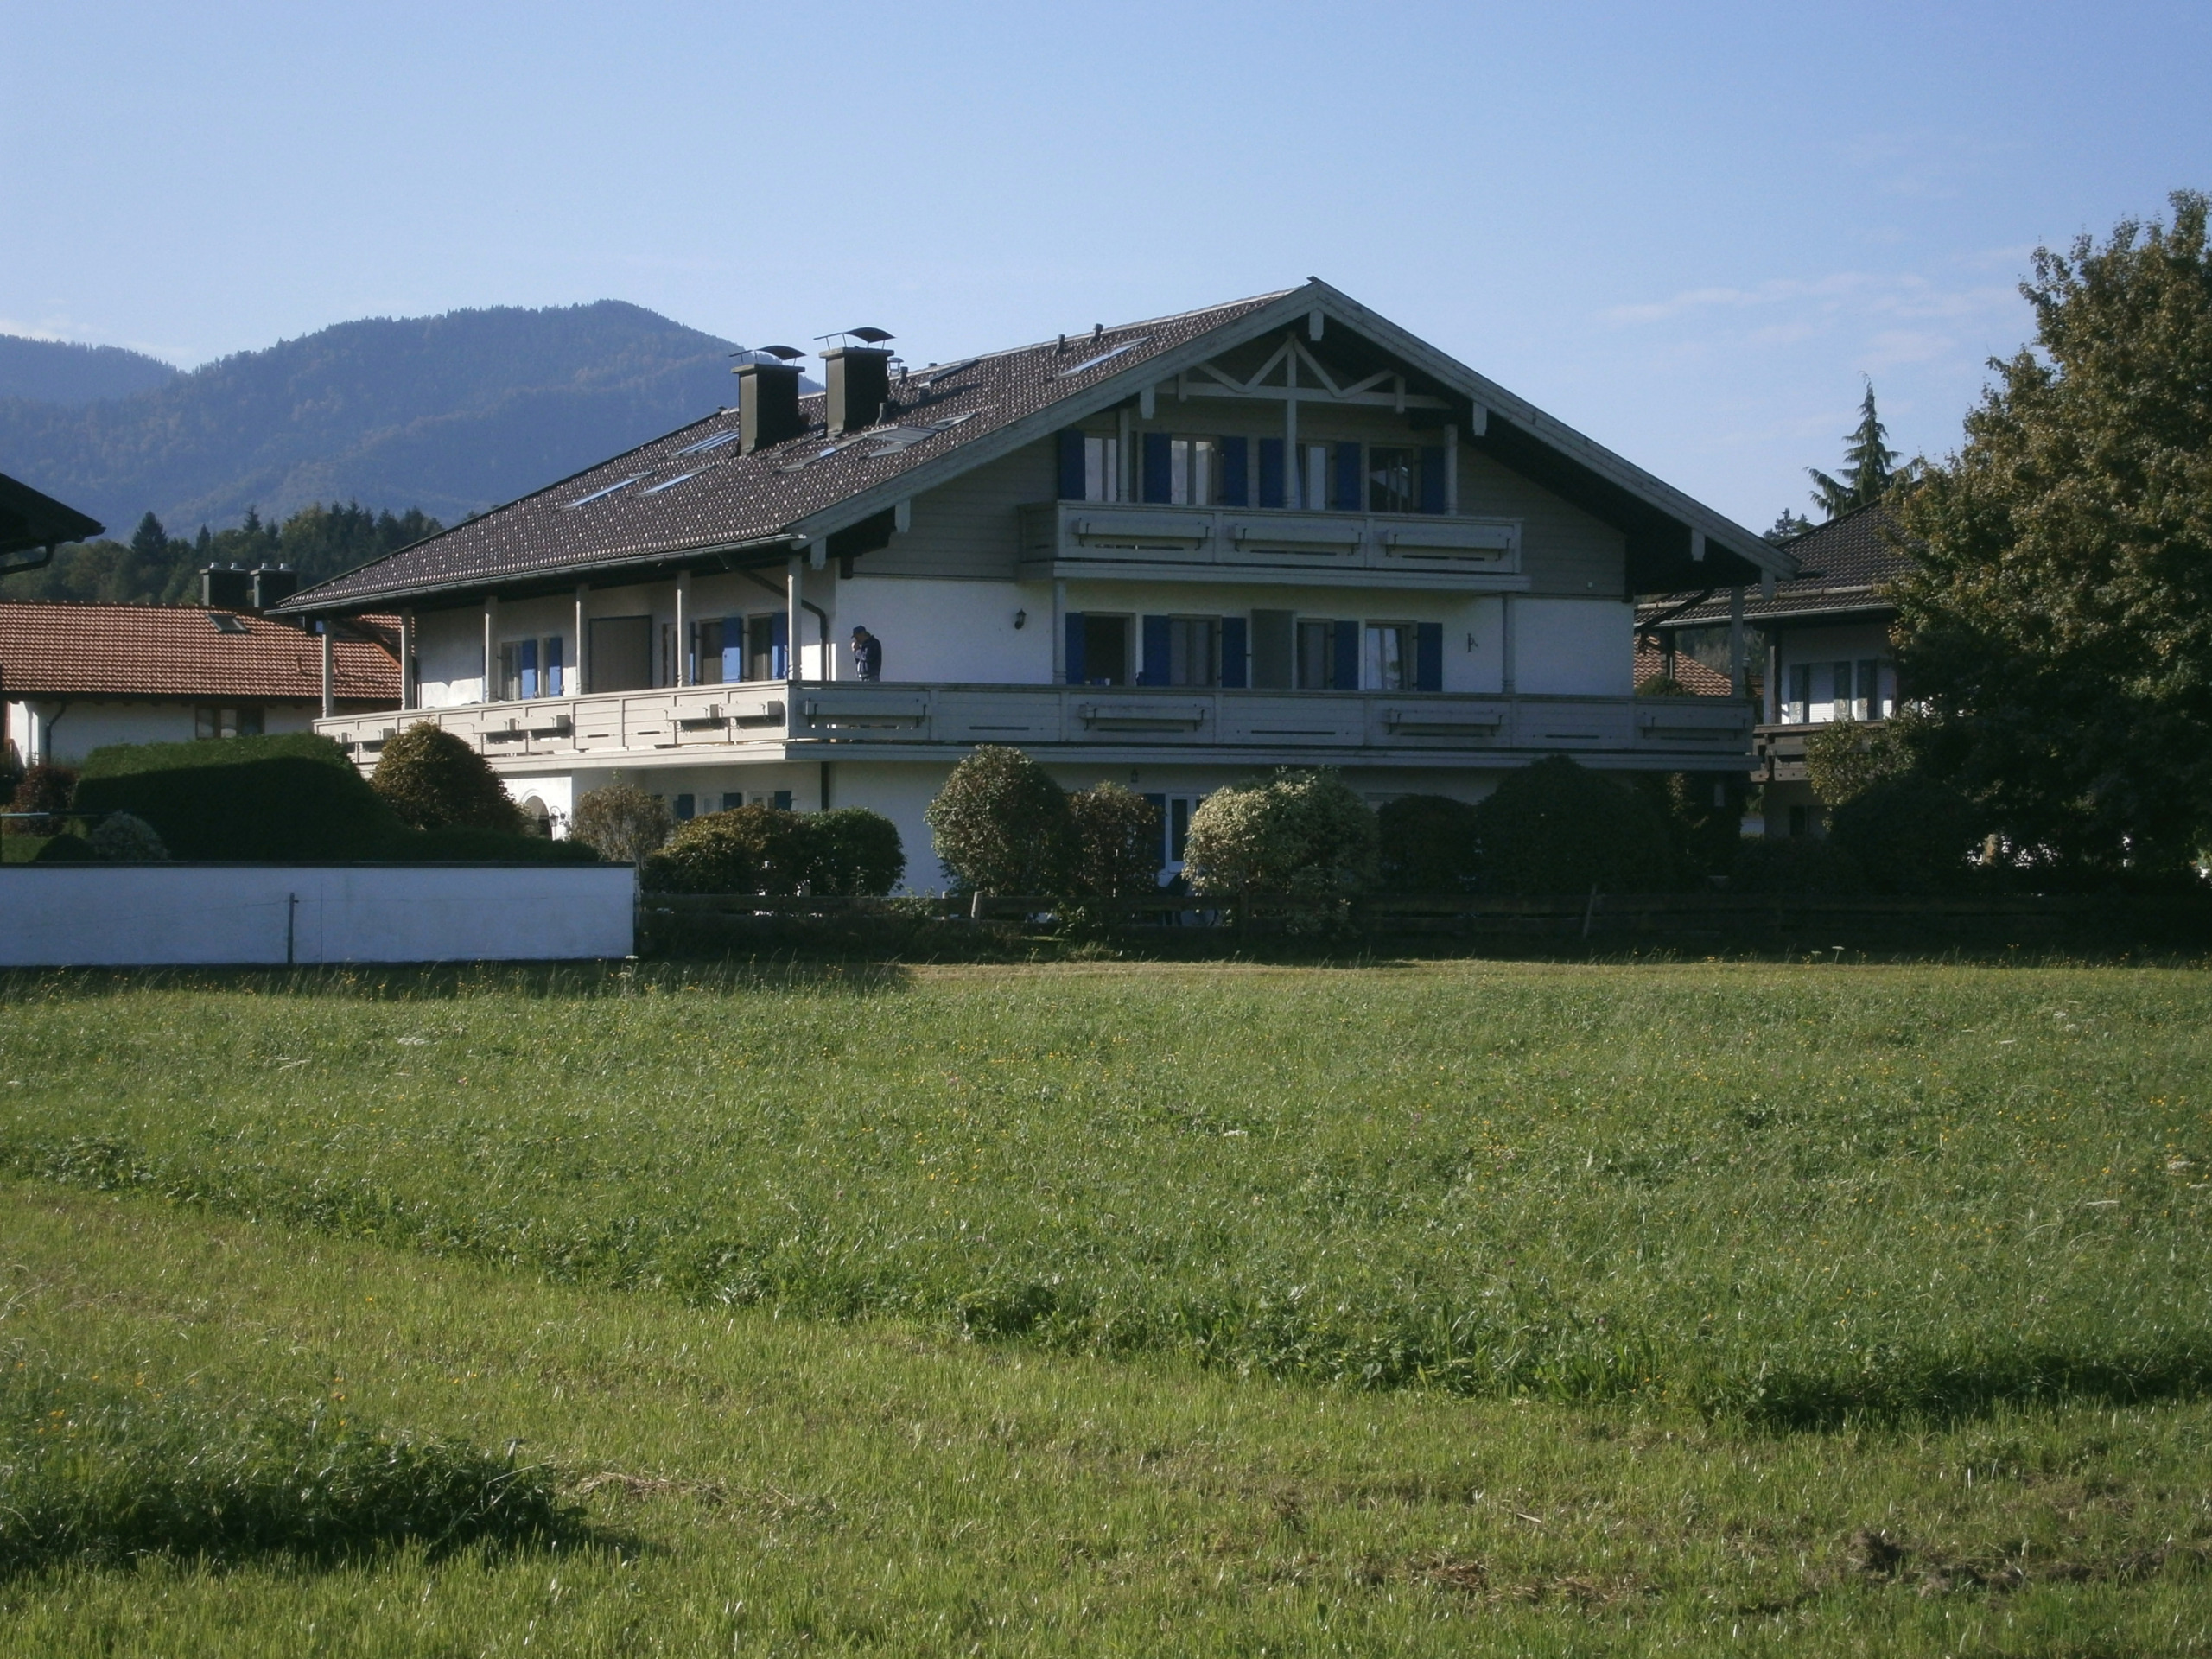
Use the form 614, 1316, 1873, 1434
1633, 641, 1734, 696
0, 601, 398, 702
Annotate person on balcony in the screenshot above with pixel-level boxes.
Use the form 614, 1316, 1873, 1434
850, 626, 883, 682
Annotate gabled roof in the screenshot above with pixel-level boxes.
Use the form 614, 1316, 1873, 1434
1638, 503, 1909, 628
1632, 641, 1734, 696
278, 281, 1790, 616
0, 473, 104, 565
0, 601, 398, 702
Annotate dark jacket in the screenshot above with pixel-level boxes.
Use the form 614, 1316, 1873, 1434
852, 634, 882, 680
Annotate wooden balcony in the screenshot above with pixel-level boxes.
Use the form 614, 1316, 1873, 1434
1754, 716, 1889, 785
1017, 501, 1525, 589
317, 681, 1754, 773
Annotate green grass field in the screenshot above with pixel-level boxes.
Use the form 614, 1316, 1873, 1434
3, 958, 2209, 1652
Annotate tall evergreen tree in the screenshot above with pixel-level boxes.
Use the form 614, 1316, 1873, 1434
128, 512, 169, 563
1807, 382, 1901, 518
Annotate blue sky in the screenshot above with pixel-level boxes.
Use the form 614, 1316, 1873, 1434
4, 0, 2207, 531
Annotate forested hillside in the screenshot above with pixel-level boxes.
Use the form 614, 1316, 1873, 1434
0, 336, 178, 404
0, 301, 741, 537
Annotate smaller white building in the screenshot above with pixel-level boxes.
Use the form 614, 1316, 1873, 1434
0, 601, 399, 770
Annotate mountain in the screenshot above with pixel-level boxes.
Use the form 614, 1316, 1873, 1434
0, 302, 748, 535
0, 336, 179, 404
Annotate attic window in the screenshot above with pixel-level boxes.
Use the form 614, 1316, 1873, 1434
208, 613, 249, 634
563, 476, 645, 509
676, 430, 741, 456
1058, 337, 1148, 376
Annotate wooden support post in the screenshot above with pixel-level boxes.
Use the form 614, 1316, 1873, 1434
1443, 423, 1459, 515
1052, 578, 1067, 684
481, 597, 497, 704
1500, 596, 1516, 695
674, 572, 690, 687
1728, 585, 1747, 696
574, 585, 588, 696
785, 555, 802, 683
319, 626, 334, 719
399, 611, 416, 709
1284, 340, 1299, 505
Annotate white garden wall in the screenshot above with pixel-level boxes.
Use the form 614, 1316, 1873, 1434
0, 865, 635, 967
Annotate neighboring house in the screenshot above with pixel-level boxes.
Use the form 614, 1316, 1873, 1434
276, 281, 1795, 880
0, 600, 400, 768
1637, 504, 1904, 837
1631, 640, 1733, 697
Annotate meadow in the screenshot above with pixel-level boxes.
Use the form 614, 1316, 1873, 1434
1, 957, 2209, 1651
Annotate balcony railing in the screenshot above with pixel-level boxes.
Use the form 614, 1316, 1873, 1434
1017, 501, 1523, 588
317, 681, 1753, 767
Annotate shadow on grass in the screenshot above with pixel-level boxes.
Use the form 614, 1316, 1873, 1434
0, 1363, 613, 1579
0, 957, 914, 1004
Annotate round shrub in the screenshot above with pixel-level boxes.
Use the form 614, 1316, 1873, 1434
570, 783, 672, 864
5, 763, 77, 836
804, 807, 905, 895
89, 811, 168, 862
1183, 770, 1378, 897
644, 805, 815, 894
1376, 793, 1481, 892
1471, 756, 1679, 894
1827, 774, 1985, 893
1068, 784, 1164, 897
371, 723, 519, 833
925, 746, 1071, 894
30, 834, 93, 862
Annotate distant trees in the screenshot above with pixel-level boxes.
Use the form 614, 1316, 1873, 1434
9, 501, 442, 606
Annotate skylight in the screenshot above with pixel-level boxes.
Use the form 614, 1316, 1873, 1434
675, 430, 741, 456
641, 471, 699, 495
563, 476, 644, 509
208, 613, 249, 634
910, 358, 977, 386
1058, 336, 1148, 376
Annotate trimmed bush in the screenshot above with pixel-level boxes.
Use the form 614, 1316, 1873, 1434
1828, 774, 1986, 893
570, 783, 672, 864
1376, 794, 1480, 892
5, 762, 77, 836
805, 807, 905, 895
1068, 784, 1163, 898
644, 805, 816, 894
925, 746, 1071, 894
29, 833, 93, 862
1471, 756, 1679, 894
88, 811, 168, 861
371, 723, 521, 832
1183, 770, 1378, 897
74, 734, 403, 861
386, 825, 602, 864
1636, 771, 1751, 881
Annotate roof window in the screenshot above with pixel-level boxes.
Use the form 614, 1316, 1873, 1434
208, 612, 250, 634
563, 476, 645, 510
1058, 337, 1148, 376
675, 430, 741, 457
641, 471, 699, 495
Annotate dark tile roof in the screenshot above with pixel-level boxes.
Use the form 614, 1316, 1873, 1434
1631, 642, 1734, 696
278, 293, 1295, 613
0, 472, 104, 560
1637, 503, 1910, 627
0, 601, 398, 702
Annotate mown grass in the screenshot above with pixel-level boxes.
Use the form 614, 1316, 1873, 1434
3, 1180, 2210, 1656
1, 958, 2207, 1427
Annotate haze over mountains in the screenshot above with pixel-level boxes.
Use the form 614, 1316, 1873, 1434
0, 302, 751, 537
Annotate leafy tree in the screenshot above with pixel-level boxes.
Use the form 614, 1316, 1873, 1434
1808, 382, 1902, 518
925, 747, 1071, 894
1182, 770, 1378, 897
1066, 784, 1163, 898
370, 723, 519, 833
5, 764, 78, 836
570, 783, 671, 863
1470, 757, 1678, 894
1889, 190, 2212, 879
129, 512, 170, 564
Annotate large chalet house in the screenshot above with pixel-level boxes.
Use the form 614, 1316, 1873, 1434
278, 282, 1794, 880
1637, 503, 1903, 837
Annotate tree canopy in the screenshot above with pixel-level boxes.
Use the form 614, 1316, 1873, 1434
1889, 189, 2212, 879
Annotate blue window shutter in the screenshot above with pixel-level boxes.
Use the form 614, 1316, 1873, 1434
1333, 442, 1363, 512
1419, 446, 1446, 514
1258, 439, 1286, 509
1415, 622, 1444, 691
1064, 612, 1086, 683
1219, 436, 1249, 505
545, 635, 563, 696
723, 616, 745, 682
1333, 620, 1360, 690
1140, 615, 1172, 686
674, 792, 696, 821
1141, 432, 1173, 504
1220, 616, 1248, 689
771, 612, 789, 678
518, 637, 537, 699
772, 790, 792, 811
1056, 429, 1085, 499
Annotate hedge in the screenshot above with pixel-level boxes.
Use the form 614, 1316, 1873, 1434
73, 734, 402, 861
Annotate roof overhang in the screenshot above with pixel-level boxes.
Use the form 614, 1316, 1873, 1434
0, 474, 105, 574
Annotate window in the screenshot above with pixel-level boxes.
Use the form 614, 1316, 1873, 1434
1300, 443, 1329, 511
746, 614, 784, 682
1141, 793, 1202, 876
1084, 435, 1121, 503
1297, 620, 1347, 690
1364, 622, 1414, 691
692, 619, 728, 685
1169, 438, 1215, 506
1783, 664, 1813, 724
1165, 617, 1219, 687
1368, 448, 1417, 514
497, 637, 565, 700
672, 792, 696, 822
587, 616, 652, 693
1079, 614, 1132, 685
194, 705, 263, 740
